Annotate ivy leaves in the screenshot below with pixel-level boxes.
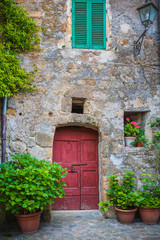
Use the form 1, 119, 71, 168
0, 0, 41, 53
0, 44, 37, 97
0, 0, 41, 97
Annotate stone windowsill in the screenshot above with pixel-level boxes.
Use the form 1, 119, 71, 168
124, 146, 145, 153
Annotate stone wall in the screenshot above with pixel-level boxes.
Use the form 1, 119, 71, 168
0, 0, 160, 217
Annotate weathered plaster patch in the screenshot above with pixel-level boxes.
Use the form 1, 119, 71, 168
99, 51, 117, 63
120, 24, 132, 34
110, 154, 123, 168
134, 98, 143, 108
61, 49, 81, 58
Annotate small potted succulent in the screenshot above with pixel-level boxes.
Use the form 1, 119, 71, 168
99, 170, 137, 224
0, 154, 67, 234
124, 118, 140, 147
134, 173, 160, 225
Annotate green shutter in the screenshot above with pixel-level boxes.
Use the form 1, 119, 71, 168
72, 0, 88, 48
91, 0, 106, 49
72, 0, 106, 49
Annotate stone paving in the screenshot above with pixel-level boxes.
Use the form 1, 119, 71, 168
0, 210, 160, 240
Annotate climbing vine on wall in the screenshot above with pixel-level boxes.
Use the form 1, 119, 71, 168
0, 0, 41, 97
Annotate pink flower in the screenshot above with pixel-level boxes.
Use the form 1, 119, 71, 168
131, 121, 137, 125
136, 125, 140, 128
126, 118, 130, 121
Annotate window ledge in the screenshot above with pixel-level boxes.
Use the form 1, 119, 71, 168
124, 147, 145, 152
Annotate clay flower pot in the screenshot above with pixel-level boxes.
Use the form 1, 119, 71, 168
139, 207, 160, 225
125, 137, 136, 147
15, 211, 43, 234
137, 141, 143, 147
115, 207, 137, 224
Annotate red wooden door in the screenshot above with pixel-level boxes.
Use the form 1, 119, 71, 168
52, 127, 99, 210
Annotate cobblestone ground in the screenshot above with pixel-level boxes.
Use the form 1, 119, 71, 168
0, 211, 160, 240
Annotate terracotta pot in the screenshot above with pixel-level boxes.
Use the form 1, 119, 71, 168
137, 141, 143, 147
15, 211, 43, 234
115, 207, 137, 224
139, 207, 160, 225
125, 137, 136, 147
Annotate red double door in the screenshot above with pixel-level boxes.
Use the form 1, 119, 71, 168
52, 127, 99, 210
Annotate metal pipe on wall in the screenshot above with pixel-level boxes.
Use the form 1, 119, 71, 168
1, 97, 7, 163
159, 0, 160, 31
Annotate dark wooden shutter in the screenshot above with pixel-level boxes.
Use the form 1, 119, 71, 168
91, 0, 106, 49
72, 0, 88, 48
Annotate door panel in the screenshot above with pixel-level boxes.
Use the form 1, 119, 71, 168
54, 140, 79, 164
81, 140, 97, 162
52, 127, 99, 210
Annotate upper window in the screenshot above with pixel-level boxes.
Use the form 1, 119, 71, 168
72, 0, 106, 49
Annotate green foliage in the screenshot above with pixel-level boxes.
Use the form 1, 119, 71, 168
134, 173, 160, 208
0, 0, 41, 53
133, 129, 149, 148
0, 0, 41, 97
0, 154, 67, 215
99, 170, 137, 211
147, 118, 160, 174
0, 44, 37, 97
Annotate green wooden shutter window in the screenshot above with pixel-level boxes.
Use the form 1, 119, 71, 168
73, 0, 87, 48
91, 2, 105, 49
72, 0, 106, 49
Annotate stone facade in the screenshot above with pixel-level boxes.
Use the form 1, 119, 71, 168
0, 0, 160, 216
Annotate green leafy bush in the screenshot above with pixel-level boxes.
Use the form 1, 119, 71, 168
0, 154, 67, 215
0, 44, 37, 97
134, 173, 160, 208
99, 170, 137, 211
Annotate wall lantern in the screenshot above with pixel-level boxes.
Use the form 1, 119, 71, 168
134, 0, 158, 60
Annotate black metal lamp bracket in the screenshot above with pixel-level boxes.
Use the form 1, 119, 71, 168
134, 26, 149, 60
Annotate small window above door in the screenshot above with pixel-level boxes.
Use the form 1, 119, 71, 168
72, 98, 86, 114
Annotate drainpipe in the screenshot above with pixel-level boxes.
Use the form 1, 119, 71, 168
159, 0, 160, 32
1, 97, 7, 163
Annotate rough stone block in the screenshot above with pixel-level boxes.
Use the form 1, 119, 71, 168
15, 0, 25, 3
29, 11, 42, 19
36, 133, 54, 147
7, 108, 16, 115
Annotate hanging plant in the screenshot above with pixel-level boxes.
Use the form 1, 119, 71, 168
0, 0, 41, 53
0, 0, 41, 97
0, 44, 37, 98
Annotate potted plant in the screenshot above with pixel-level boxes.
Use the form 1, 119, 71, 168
134, 173, 160, 225
0, 154, 67, 234
124, 118, 140, 147
99, 170, 137, 224
133, 129, 149, 148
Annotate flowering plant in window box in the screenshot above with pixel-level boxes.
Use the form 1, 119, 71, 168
124, 118, 140, 147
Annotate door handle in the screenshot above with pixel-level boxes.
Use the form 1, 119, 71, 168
71, 163, 87, 172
